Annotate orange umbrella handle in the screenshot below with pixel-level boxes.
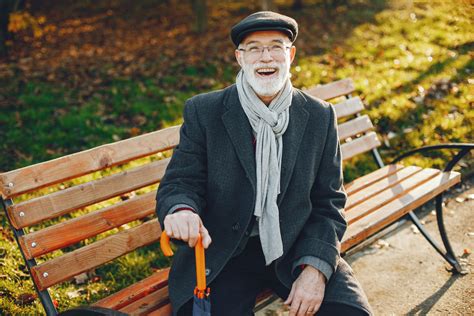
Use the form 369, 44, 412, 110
160, 231, 207, 292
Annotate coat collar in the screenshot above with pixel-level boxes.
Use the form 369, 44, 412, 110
221, 85, 309, 203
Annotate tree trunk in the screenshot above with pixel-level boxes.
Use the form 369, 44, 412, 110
292, 0, 303, 10
190, 0, 207, 33
260, 0, 275, 11
0, 0, 12, 58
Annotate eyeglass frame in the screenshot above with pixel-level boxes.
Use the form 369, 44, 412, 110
236, 44, 293, 59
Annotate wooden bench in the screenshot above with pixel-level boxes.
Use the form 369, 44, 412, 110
1, 78, 472, 315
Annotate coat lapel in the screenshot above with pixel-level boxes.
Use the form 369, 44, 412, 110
222, 86, 257, 190
278, 90, 309, 204
221, 86, 309, 200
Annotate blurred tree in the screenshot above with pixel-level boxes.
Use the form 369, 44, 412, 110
191, 0, 207, 33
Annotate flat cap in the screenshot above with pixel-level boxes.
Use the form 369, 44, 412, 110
231, 11, 298, 47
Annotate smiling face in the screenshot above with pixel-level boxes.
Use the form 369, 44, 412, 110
235, 30, 296, 101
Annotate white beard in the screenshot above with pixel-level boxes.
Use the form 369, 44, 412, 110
241, 60, 291, 97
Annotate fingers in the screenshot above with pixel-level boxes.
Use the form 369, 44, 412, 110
288, 294, 302, 316
163, 211, 212, 249
187, 219, 199, 247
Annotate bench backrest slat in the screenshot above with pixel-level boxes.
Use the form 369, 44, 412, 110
8, 158, 169, 229
19, 192, 156, 259
0, 126, 180, 199
333, 96, 365, 119
303, 78, 355, 100
341, 131, 381, 161
31, 219, 162, 291
338, 114, 374, 140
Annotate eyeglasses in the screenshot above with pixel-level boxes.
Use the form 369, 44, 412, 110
237, 44, 291, 59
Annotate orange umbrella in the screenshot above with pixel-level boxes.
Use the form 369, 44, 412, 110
161, 231, 211, 315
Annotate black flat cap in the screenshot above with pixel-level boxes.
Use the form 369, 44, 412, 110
231, 11, 298, 47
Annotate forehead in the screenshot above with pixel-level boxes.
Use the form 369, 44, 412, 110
241, 30, 291, 45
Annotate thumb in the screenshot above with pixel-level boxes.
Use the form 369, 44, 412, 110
199, 225, 212, 248
284, 284, 295, 305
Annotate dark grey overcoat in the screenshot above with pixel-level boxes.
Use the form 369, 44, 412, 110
155, 84, 372, 315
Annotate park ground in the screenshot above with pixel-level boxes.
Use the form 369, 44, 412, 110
0, 0, 472, 314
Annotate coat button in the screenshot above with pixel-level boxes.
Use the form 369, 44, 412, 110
205, 268, 211, 276
232, 223, 240, 232
244, 230, 250, 236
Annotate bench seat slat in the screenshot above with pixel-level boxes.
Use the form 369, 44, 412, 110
346, 166, 422, 210
342, 170, 461, 252
9, 159, 168, 229
338, 115, 374, 140
345, 168, 440, 224
0, 126, 180, 199
345, 164, 405, 195
333, 97, 365, 119
119, 286, 169, 315
94, 268, 169, 310
20, 192, 156, 259
341, 131, 381, 161
31, 219, 162, 291
147, 304, 172, 316
304, 78, 355, 101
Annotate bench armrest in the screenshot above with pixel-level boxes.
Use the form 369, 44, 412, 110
390, 143, 474, 172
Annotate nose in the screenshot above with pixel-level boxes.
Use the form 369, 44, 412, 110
260, 47, 273, 62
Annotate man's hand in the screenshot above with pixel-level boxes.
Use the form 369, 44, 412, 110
284, 265, 326, 316
163, 210, 212, 248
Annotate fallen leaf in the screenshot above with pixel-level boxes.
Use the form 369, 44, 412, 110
16, 293, 37, 306
464, 248, 471, 255
74, 272, 89, 284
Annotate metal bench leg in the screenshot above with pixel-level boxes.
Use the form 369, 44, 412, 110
407, 194, 464, 274
1, 198, 58, 315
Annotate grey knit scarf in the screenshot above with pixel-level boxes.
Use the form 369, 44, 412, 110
236, 69, 293, 265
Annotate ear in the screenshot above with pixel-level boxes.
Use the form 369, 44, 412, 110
235, 49, 243, 68
289, 46, 296, 64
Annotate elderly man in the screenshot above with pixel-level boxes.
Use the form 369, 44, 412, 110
156, 11, 372, 316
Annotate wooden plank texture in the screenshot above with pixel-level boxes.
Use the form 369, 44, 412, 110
345, 164, 405, 195
8, 158, 169, 229
148, 304, 172, 316
0, 125, 180, 199
338, 115, 374, 140
304, 78, 355, 101
345, 168, 440, 224
31, 219, 162, 291
119, 287, 169, 315
333, 97, 365, 119
94, 269, 169, 310
342, 171, 461, 252
20, 191, 157, 259
341, 132, 381, 161
346, 166, 422, 210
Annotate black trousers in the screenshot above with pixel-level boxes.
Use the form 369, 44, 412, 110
178, 236, 367, 316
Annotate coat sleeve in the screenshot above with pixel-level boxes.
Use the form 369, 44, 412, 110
155, 98, 208, 229
291, 103, 347, 275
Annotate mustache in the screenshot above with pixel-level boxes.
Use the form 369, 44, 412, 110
248, 63, 283, 70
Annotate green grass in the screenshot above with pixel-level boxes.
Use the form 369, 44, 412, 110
1, 1, 473, 314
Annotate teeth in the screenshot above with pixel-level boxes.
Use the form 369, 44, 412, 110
257, 68, 276, 73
